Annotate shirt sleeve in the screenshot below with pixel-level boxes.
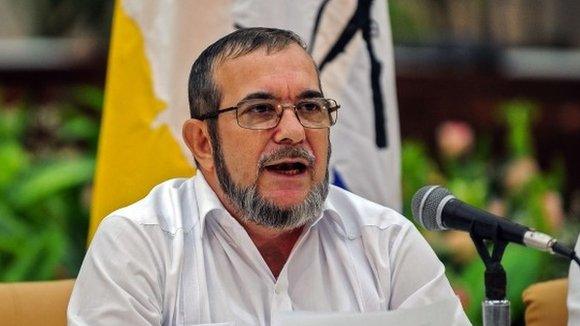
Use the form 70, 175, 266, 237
388, 222, 471, 325
568, 235, 580, 326
67, 215, 164, 326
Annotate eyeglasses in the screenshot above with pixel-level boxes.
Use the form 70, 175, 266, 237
197, 98, 340, 130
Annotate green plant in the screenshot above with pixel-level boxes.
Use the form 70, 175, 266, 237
0, 86, 102, 281
402, 99, 576, 325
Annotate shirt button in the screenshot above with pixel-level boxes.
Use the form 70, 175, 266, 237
275, 285, 283, 294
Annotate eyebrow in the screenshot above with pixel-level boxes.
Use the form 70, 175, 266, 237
297, 89, 324, 99
240, 89, 324, 102
240, 92, 276, 102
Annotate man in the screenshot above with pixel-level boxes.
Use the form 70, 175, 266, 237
68, 28, 469, 325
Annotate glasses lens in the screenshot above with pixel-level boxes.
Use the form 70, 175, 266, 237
237, 100, 279, 129
235, 98, 339, 129
296, 99, 333, 128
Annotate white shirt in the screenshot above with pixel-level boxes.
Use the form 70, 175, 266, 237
68, 174, 470, 325
568, 235, 580, 326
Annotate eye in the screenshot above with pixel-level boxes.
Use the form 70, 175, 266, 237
240, 102, 276, 116
250, 103, 275, 113
298, 101, 323, 112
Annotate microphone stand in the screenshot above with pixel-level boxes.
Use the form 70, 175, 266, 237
470, 232, 510, 326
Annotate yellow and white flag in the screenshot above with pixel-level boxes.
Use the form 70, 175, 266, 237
91, 0, 401, 239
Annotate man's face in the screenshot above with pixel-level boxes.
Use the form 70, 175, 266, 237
211, 44, 330, 228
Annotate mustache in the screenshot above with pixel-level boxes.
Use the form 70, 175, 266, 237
258, 147, 315, 170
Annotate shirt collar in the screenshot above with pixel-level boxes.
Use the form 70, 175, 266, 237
193, 172, 229, 235
316, 193, 350, 238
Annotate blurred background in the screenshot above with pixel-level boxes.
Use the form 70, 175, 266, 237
0, 0, 578, 324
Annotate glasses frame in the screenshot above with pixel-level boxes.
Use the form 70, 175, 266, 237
197, 98, 340, 130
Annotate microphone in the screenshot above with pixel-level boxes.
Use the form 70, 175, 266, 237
411, 185, 578, 262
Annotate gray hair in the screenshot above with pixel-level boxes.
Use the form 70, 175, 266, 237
187, 27, 307, 121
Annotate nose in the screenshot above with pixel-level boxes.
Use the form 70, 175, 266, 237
273, 107, 306, 145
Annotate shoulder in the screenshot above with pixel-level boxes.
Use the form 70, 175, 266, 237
325, 185, 414, 239
106, 177, 199, 236
87, 177, 200, 273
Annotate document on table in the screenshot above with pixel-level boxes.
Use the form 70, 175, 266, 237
275, 298, 458, 326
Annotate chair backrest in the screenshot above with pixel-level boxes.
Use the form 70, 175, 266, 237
0, 279, 75, 326
522, 278, 568, 326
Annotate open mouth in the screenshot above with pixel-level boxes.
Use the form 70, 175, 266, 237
264, 161, 308, 176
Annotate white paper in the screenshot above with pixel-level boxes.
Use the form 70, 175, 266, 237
275, 298, 457, 326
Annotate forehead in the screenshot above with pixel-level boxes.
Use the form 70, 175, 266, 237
213, 44, 321, 105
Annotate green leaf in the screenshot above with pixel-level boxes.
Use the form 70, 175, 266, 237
448, 178, 488, 208
9, 157, 95, 208
0, 107, 27, 140
402, 140, 441, 217
58, 116, 100, 143
71, 85, 104, 112
0, 200, 29, 235
502, 246, 543, 322
0, 233, 26, 252
0, 141, 30, 189
1, 235, 45, 281
35, 228, 67, 280
500, 100, 537, 158
38, 193, 73, 227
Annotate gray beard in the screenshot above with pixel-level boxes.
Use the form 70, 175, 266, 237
212, 140, 329, 230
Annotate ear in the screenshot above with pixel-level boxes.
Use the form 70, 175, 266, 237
182, 119, 214, 172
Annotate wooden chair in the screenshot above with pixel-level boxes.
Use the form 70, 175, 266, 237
0, 279, 75, 326
522, 278, 568, 326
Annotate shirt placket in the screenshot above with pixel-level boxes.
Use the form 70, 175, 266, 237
215, 211, 318, 325
269, 225, 317, 323
272, 272, 292, 311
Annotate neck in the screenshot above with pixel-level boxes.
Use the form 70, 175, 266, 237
202, 170, 304, 278
241, 220, 303, 247
241, 221, 304, 278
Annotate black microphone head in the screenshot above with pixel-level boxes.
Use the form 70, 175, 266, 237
411, 185, 455, 231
